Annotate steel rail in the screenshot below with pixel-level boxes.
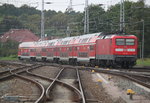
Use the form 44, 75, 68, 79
0, 65, 43, 81
45, 68, 64, 99
76, 68, 86, 103
85, 68, 150, 89
14, 74, 45, 103
0, 61, 26, 66
0, 66, 27, 75
10, 65, 43, 74
26, 68, 83, 102
123, 75, 150, 88
108, 70, 150, 79
0, 66, 32, 81
133, 66, 150, 70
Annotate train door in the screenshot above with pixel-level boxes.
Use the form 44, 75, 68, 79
72, 46, 78, 61
108, 39, 112, 55
56, 47, 59, 58
69, 47, 73, 58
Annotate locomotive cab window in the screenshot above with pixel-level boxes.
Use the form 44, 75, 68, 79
116, 39, 125, 45
126, 39, 135, 45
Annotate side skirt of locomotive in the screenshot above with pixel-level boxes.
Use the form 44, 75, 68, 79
96, 55, 137, 68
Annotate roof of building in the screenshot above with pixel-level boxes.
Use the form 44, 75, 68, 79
0, 29, 39, 43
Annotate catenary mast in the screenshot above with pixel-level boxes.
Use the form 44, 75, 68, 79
84, 0, 89, 34
120, 0, 125, 33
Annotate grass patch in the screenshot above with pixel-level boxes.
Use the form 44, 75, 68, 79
136, 58, 150, 66
0, 55, 18, 60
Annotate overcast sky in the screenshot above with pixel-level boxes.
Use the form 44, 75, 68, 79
0, 0, 150, 12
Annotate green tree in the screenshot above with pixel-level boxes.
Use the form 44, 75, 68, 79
0, 16, 23, 35
0, 40, 19, 57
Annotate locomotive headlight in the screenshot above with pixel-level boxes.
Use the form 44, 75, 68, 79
127, 49, 135, 52
115, 48, 123, 51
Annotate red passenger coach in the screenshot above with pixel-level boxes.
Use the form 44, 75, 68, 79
18, 32, 137, 68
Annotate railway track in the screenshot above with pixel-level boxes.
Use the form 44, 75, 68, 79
0, 64, 43, 81
14, 74, 45, 103
0, 62, 86, 103
0, 60, 28, 66
1, 60, 150, 102
24, 65, 86, 103
82, 67, 150, 89
0, 63, 45, 103
117, 66, 150, 73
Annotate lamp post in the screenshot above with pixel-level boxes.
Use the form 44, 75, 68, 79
127, 20, 145, 60
41, 0, 52, 41
41, 0, 44, 41
84, 0, 89, 34
120, 0, 125, 33
141, 19, 144, 61
139, 42, 142, 59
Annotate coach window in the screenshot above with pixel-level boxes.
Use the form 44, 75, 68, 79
126, 39, 135, 45
90, 45, 94, 50
69, 47, 72, 51
30, 49, 33, 52
74, 47, 77, 51
116, 39, 125, 45
42, 48, 46, 52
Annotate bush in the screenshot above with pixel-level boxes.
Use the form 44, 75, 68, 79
9, 55, 17, 58
0, 40, 19, 57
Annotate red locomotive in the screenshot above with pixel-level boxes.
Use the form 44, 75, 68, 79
18, 32, 137, 68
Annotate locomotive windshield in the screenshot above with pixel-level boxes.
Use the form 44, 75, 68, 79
126, 39, 135, 45
116, 38, 135, 45
116, 39, 125, 45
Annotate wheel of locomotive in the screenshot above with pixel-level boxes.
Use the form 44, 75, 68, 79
90, 59, 95, 67
69, 59, 74, 65
73, 59, 78, 66
18, 57, 23, 60
106, 60, 111, 68
57, 58, 60, 64
110, 60, 117, 68
58, 60, 63, 64
53, 58, 57, 63
96, 60, 102, 67
42, 57, 47, 62
31, 57, 36, 61
69, 59, 71, 65
99, 60, 106, 67
121, 61, 130, 69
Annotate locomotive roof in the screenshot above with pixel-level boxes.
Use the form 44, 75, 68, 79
19, 32, 102, 48
98, 34, 136, 39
